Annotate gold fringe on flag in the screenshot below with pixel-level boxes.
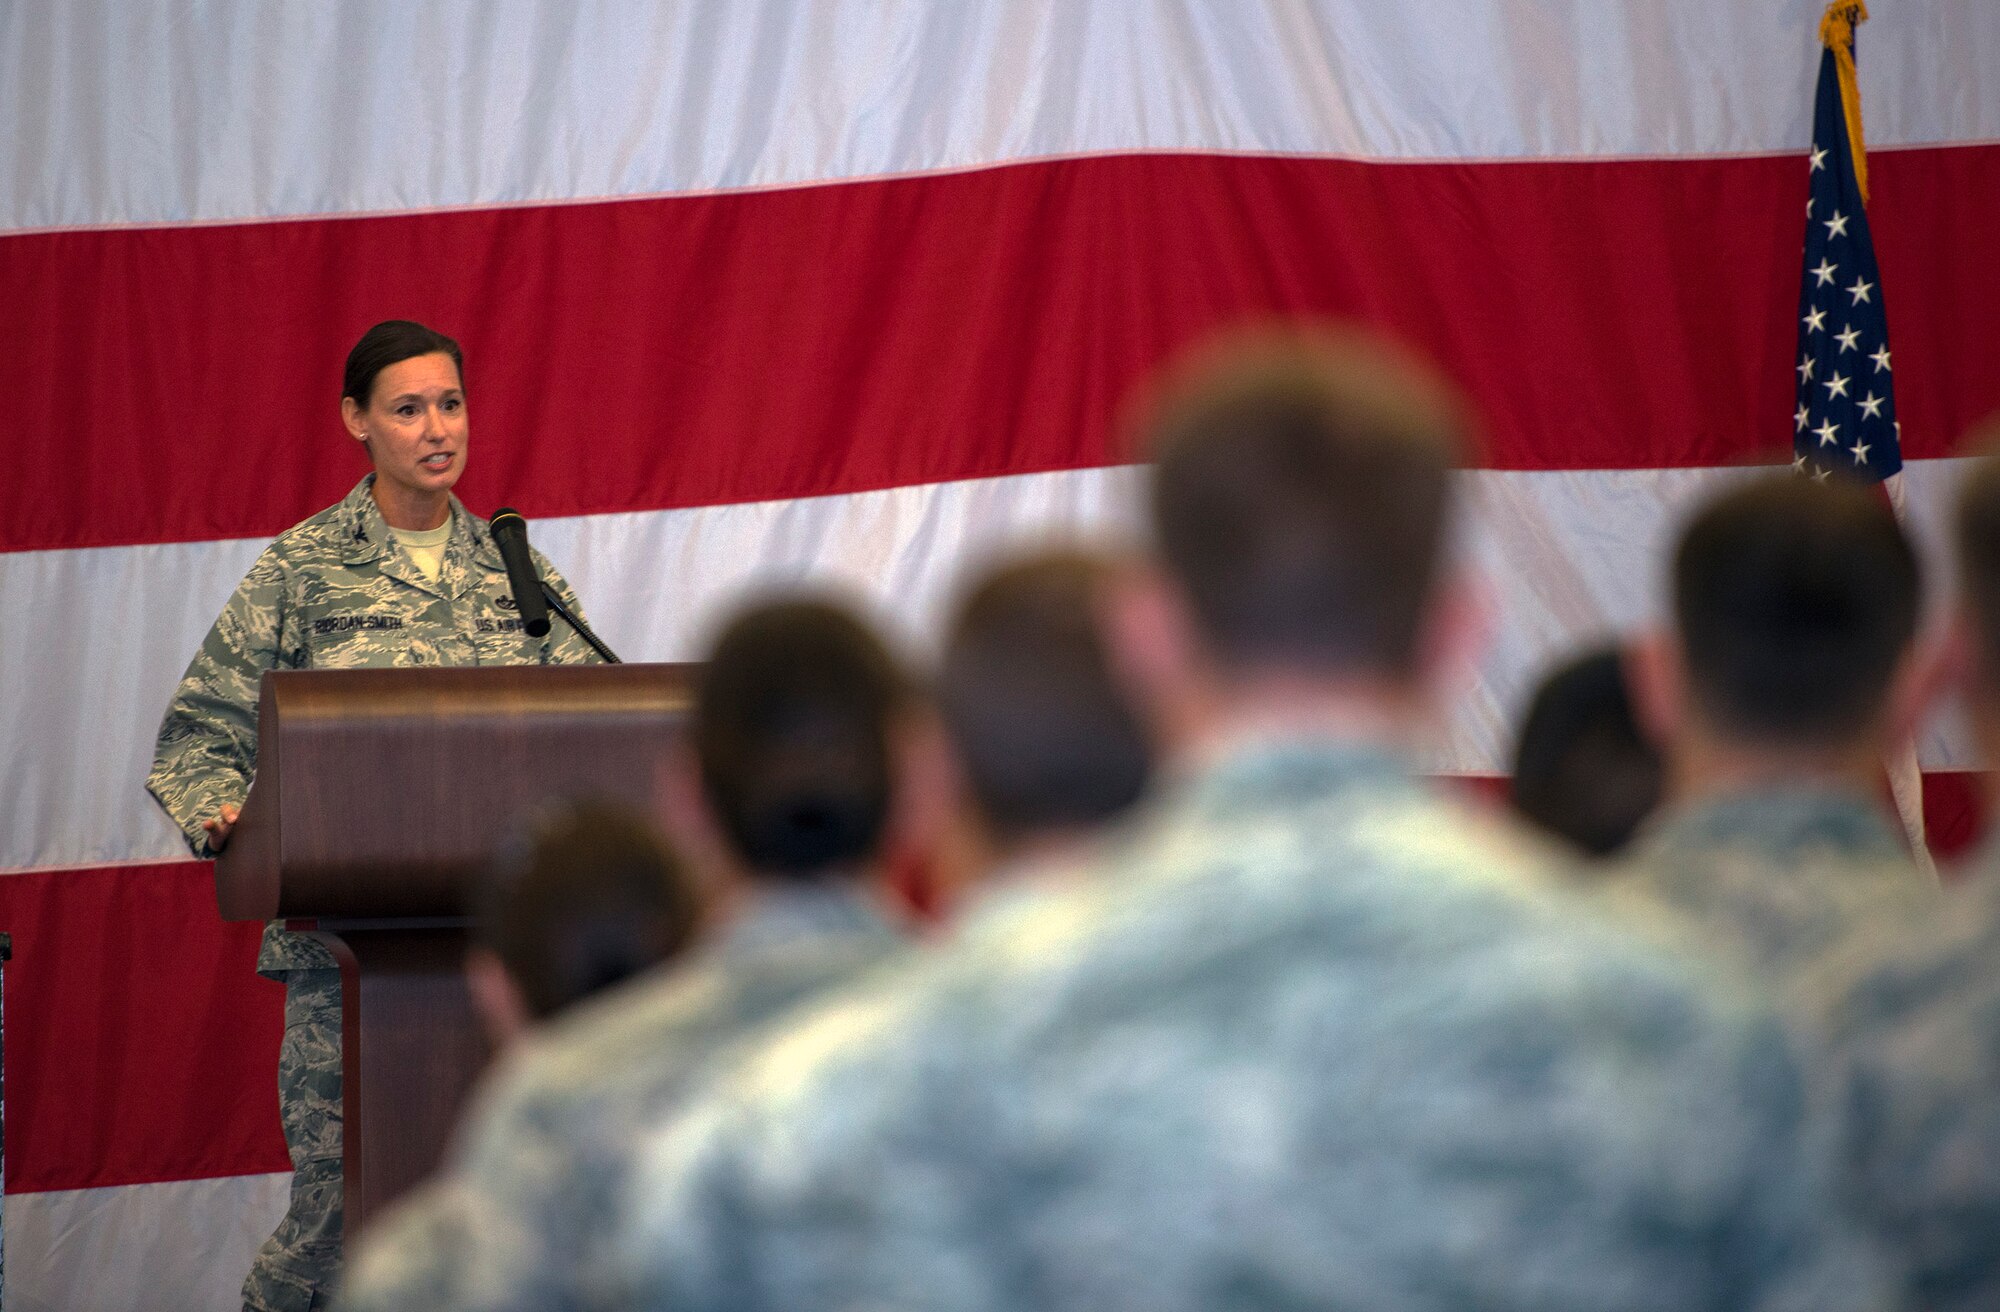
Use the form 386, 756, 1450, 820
1819, 0, 1871, 202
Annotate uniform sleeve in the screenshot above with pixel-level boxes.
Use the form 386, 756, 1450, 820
146, 549, 289, 855
533, 549, 608, 665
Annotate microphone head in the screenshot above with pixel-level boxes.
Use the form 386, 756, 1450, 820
487, 506, 551, 638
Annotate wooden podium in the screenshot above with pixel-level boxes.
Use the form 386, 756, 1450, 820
213, 664, 694, 1241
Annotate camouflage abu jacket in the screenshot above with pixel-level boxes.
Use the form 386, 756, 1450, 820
1610, 787, 1937, 992
147, 474, 601, 972
1791, 849, 2000, 1312
612, 738, 1901, 1312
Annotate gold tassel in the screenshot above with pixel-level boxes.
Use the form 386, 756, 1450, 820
1819, 0, 1871, 202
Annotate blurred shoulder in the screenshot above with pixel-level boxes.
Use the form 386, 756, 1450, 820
1809, 867, 2000, 1047
498, 960, 743, 1112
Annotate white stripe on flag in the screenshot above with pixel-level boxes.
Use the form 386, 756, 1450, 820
6, 0, 1997, 233
3, 1173, 291, 1312
3, 459, 1982, 875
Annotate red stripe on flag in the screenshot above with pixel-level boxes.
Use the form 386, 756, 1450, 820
5, 146, 1996, 554
0, 862, 289, 1193
1920, 769, 1991, 866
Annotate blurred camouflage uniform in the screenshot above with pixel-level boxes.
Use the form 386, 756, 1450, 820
613, 738, 1901, 1312
1791, 852, 2000, 1312
146, 475, 599, 1312
1611, 788, 1937, 994
334, 884, 903, 1312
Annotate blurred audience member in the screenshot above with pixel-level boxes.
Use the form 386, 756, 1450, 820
613, 329, 1896, 1312
466, 799, 704, 1052
931, 549, 1151, 911
1509, 646, 1662, 857
336, 599, 924, 1312
1792, 450, 2000, 1312
1619, 473, 1937, 978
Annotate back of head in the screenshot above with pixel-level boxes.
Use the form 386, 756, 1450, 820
1144, 326, 1464, 677
1509, 648, 1662, 857
939, 551, 1151, 851
473, 800, 702, 1022
1955, 445, 2000, 685
694, 598, 909, 879
1675, 473, 1919, 748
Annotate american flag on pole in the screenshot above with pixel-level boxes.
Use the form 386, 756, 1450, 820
1795, 2, 1899, 486
1794, 1, 1933, 875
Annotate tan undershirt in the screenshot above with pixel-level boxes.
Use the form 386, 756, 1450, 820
390, 520, 453, 581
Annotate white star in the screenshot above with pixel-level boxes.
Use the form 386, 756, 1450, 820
1848, 277, 1873, 304
1835, 325, 1861, 352
1810, 145, 1828, 172
1813, 466, 1832, 483
1799, 355, 1817, 382
1811, 259, 1839, 286
1824, 372, 1851, 399
1851, 438, 1872, 464
1796, 404, 1811, 431
1804, 307, 1828, 333
1815, 418, 1840, 447
1794, 453, 1809, 475
1825, 210, 1850, 238
1871, 345, 1892, 373
1858, 392, 1885, 420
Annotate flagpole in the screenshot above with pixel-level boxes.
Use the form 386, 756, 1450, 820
1883, 475, 1940, 882
1802, 0, 1936, 880
1819, 1, 1871, 202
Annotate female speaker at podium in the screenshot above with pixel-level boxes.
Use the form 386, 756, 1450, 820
145, 319, 602, 1311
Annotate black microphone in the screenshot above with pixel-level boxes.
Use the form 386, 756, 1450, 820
488, 507, 552, 637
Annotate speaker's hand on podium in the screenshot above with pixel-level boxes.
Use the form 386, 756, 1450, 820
202, 804, 241, 853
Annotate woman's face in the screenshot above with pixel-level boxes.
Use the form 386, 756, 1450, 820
343, 352, 469, 503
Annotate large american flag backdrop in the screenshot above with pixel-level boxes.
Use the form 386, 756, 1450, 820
4, 4, 1998, 1307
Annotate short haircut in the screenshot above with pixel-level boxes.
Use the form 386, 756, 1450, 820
342, 320, 464, 407
472, 799, 702, 1022
1674, 473, 1919, 746
1509, 648, 1663, 858
1954, 444, 2000, 680
694, 598, 910, 877
1144, 327, 1465, 675
939, 551, 1151, 848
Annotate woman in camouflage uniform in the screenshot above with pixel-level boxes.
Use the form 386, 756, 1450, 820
146, 320, 602, 1311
